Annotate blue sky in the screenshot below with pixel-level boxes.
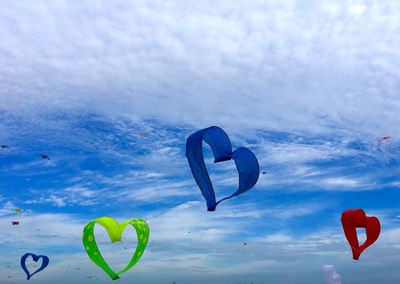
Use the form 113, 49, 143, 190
1, 0, 400, 283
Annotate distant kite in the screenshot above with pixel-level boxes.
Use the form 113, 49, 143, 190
323, 265, 341, 284
14, 208, 22, 214
341, 209, 380, 260
186, 126, 260, 211
11, 221, 19, 225
1, 145, 9, 148
376, 136, 391, 142
41, 154, 50, 160
20, 253, 49, 280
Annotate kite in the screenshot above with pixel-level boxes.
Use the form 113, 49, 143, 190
376, 136, 391, 142
186, 126, 260, 211
20, 253, 49, 280
1, 145, 9, 148
82, 216, 149, 280
14, 208, 22, 214
341, 209, 380, 260
41, 154, 50, 160
11, 221, 19, 225
323, 265, 341, 284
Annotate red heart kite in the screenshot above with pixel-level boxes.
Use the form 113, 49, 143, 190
341, 209, 380, 260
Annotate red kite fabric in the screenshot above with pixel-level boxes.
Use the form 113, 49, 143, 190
341, 209, 380, 260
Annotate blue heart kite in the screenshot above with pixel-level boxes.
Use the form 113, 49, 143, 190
20, 253, 49, 280
186, 126, 260, 211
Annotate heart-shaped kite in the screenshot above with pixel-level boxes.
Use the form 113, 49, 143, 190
82, 217, 149, 280
186, 126, 260, 211
20, 253, 49, 280
341, 209, 380, 260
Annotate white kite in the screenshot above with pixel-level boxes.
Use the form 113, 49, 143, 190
323, 265, 341, 284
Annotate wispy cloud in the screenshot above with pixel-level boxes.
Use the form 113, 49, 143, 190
1, 1, 400, 283
0, 200, 17, 216
0, 0, 400, 138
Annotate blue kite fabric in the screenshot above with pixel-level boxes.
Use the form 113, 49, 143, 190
20, 253, 50, 280
186, 126, 260, 211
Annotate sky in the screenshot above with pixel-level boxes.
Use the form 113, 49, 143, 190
0, 0, 400, 283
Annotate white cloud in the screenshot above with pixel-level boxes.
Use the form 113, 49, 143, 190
126, 181, 195, 202
261, 202, 329, 219
0, 0, 399, 138
0, 213, 83, 246
264, 233, 292, 243
322, 177, 360, 187
0, 200, 17, 216
25, 194, 67, 207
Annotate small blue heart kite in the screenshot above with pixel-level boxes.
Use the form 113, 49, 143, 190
186, 126, 260, 211
20, 253, 50, 280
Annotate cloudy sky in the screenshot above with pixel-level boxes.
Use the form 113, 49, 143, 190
1, 0, 400, 283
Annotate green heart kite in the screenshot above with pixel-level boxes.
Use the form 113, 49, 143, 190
82, 217, 150, 280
